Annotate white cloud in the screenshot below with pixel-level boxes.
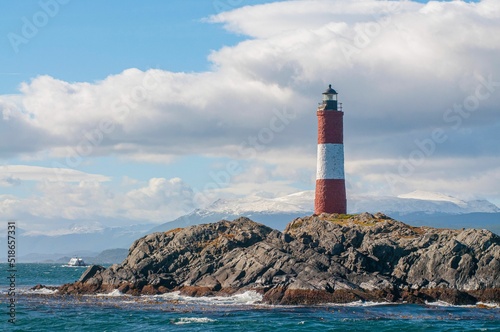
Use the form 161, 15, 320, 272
1, 0, 500, 228
0, 194, 20, 216
0, 175, 21, 187
0, 176, 197, 230
0, 165, 110, 184
123, 177, 196, 221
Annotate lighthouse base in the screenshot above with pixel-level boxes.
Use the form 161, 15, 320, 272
314, 179, 346, 214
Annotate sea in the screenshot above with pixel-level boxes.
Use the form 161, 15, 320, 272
1, 263, 499, 331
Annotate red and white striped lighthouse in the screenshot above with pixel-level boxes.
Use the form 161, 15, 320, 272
314, 84, 347, 215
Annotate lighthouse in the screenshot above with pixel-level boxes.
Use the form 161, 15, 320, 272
314, 84, 347, 215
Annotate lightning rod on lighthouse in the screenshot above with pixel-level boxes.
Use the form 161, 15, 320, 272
314, 84, 347, 214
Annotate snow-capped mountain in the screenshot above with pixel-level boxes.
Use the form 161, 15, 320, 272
150, 190, 500, 234
150, 192, 313, 234
350, 190, 500, 215
397, 190, 468, 207
6, 190, 498, 261
22, 221, 107, 237
203, 191, 313, 215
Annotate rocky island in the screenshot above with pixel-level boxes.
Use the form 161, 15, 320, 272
58, 213, 500, 305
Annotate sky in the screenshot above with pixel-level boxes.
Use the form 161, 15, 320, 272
0, 0, 498, 234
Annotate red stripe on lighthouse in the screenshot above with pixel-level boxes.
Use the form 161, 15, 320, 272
317, 110, 343, 144
315, 179, 346, 214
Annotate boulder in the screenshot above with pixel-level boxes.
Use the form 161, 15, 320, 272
78, 265, 105, 283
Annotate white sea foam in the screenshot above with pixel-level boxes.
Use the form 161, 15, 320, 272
425, 300, 460, 307
156, 290, 263, 305
172, 317, 216, 325
476, 302, 499, 308
96, 289, 124, 297
24, 287, 59, 295
330, 300, 394, 307
425, 300, 500, 308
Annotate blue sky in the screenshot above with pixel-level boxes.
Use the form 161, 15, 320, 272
0, 0, 498, 233
0, 0, 286, 192
1, 0, 478, 92
0, 0, 275, 93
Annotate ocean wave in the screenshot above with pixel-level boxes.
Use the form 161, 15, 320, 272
172, 317, 217, 325
96, 289, 125, 297
156, 290, 263, 305
91, 289, 262, 305
14, 286, 58, 295
31, 288, 59, 295
328, 300, 395, 307
425, 300, 499, 308
323, 299, 500, 309
476, 302, 500, 309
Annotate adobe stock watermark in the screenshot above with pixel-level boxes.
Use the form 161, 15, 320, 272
336, 1, 406, 64
193, 106, 296, 206
7, 0, 71, 54
51, 70, 163, 178
6, 220, 17, 324
384, 73, 500, 190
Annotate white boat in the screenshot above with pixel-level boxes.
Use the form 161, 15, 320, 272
67, 257, 87, 267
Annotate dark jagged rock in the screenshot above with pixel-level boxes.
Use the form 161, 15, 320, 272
79, 265, 106, 283
31, 284, 58, 292
59, 214, 500, 305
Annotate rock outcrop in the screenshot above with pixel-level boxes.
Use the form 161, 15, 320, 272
59, 213, 500, 305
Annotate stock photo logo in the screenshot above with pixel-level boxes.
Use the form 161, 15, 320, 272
7, 0, 70, 54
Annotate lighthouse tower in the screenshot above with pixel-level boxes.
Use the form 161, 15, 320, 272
314, 84, 347, 215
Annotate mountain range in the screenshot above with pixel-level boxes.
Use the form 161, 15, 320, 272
150, 190, 500, 233
3, 190, 499, 262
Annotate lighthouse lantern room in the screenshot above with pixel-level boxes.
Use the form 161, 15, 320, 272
314, 84, 347, 215
322, 84, 338, 109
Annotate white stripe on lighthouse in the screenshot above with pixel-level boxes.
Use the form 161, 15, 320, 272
316, 143, 344, 180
